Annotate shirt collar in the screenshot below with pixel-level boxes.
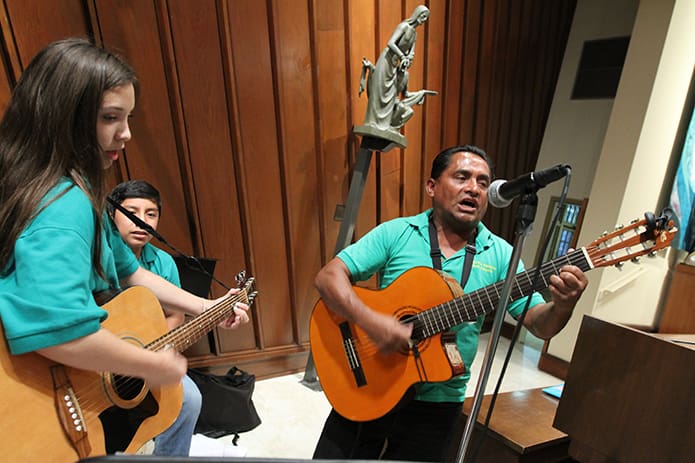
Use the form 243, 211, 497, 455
138, 242, 157, 267
406, 209, 493, 252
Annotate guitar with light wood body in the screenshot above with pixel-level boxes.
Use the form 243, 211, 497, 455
0, 273, 256, 462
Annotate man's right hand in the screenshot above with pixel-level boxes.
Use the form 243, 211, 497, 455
362, 310, 413, 353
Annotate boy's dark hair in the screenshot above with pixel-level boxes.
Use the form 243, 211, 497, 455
108, 179, 162, 216
430, 145, 495, 180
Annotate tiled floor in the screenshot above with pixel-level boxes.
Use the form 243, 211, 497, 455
220, 330, 563, 459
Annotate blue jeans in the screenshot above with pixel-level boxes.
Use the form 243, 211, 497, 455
153, 374, 202, 456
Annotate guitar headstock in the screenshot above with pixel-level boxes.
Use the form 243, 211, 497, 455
235, 270, 258, 306
586, 209, 677, 269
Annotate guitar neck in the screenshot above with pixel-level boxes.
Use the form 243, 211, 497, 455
411, 248, 593, 341
144, 292, 247, 353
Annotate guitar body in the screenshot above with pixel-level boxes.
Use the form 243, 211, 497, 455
310, 267, 467, 422
0, 286, 182, 462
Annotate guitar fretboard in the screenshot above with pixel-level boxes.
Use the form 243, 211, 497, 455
144, 283, 254, 353
410, 248, 593, 341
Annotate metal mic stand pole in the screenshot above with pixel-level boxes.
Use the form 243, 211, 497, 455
455, 192, 538, 463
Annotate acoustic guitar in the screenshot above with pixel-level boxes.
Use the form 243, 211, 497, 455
0, 271, 256, 462
310, 213, 676, 422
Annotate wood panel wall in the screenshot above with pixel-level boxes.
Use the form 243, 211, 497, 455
0, 0, 575, 378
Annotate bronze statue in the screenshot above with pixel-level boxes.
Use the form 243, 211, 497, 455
355, 5, 437, 149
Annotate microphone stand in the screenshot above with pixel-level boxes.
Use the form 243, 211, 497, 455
455, 191, 538, 463
106, 196, 232, 290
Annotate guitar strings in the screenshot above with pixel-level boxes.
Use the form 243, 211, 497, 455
342, 247, 594, 360
69, 289, 251, 414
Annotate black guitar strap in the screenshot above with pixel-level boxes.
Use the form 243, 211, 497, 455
427, 214, 477, 288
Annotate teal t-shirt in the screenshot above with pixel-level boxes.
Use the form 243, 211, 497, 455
0, 178, 139, 354
138, 242, 181, 288
337, 209, 545, 402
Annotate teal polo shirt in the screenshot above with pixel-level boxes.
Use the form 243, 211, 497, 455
337, 209, 545, 402
138, 242, 181, 288
0, 178, 139, 354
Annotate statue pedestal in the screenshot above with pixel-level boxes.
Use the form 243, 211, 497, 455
353, 125, 406, 151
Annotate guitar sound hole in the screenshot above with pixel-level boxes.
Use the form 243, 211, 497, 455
112, 374, 145, 400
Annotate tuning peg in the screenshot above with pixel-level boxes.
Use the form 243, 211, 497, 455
601, 231, 609, 237
648, 250, 658, 257
630, 218, 639, 224
614, 261, 624, 268
631, 256, 640, 263
614, 224, 624, 231
235, 270, 247, 286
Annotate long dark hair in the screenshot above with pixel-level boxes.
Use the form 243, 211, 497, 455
0, 38, 138, 271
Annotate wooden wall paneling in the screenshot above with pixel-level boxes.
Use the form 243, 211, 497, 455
503, 0, 530, 242
472, 0, 497, 148
375, 1, 404, 223
401, 0, 426, 218
153, 0, 202, 255
269, 0, 322, 344
459, 0, 482, 145
348, 0, 378, 241
167, 0, 256, 353
223, 0, 293, 350
441, 0, 465, 148
0, 3, 20, 114
515, 0, 543, 175
0, 59, 12, 116
4, 0, 91, 68
490, 2, 519, 242
95, 0, 194, 257
483, 2, 505, 162
526, 2, 554, 183
0, 37, 13, 116
503, 0, 528, 179
0, 3, 19, 81
312, 0, 351, 263
420, 0, 447, 211
494, 0, 519, 178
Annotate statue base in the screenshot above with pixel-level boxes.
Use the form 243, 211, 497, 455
353, 125, 406, 152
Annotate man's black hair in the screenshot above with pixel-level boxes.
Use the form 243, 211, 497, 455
430, 145, 495, 180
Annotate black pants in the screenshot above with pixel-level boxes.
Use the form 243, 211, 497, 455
313, 400, 463, 462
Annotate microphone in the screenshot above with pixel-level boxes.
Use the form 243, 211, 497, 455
488, 164, 570, 208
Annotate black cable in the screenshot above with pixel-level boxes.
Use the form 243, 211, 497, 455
106, 196, 232, 291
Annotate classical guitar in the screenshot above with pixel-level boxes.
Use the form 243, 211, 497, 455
310, 213, 677, 422
0, 271, 256, 462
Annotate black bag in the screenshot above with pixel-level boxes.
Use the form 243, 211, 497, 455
188, 367, 262, 439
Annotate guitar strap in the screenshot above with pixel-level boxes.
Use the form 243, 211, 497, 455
428, 214, 477, 289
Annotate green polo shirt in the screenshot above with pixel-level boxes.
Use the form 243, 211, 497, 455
338, 209, 545, 402
138, 242, 181, 288
0, 178, 139, 354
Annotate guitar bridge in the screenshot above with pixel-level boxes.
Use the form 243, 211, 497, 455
50, 365, 91, 459
441, 332, 465, 376
339, 322, 367, 387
